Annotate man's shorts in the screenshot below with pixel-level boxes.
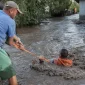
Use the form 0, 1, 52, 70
0, 47, 16, 80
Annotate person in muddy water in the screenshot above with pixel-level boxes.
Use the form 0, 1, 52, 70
0, 1, 24, 85
39, 49, 74, 67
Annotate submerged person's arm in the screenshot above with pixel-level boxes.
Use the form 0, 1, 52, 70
39, 56, 51, 63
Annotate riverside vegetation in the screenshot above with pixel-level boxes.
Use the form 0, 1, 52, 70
0, 0, 79, 27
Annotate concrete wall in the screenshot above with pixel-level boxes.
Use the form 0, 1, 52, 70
79, 0, 85, 19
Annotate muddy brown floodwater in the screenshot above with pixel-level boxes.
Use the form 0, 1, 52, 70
1, 14, 85, 85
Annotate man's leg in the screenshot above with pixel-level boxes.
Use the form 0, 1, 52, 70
9, 75, 18, 85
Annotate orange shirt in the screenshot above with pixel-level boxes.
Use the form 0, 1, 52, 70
54, 57, 73, 67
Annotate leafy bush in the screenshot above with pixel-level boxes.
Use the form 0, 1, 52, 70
2, 0, 72, 26
2, 0, 47, 27
69, 1, 79, 12
48, 0, 72, 16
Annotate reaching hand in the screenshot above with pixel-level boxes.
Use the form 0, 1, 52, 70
13, 41, 25, 51
39, 55, 46, 60
18, 44, 25, 51
39, 55, 50, 63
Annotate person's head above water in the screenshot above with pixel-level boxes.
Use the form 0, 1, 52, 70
60, 49, 68, 58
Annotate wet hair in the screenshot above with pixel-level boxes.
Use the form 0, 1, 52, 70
60, 49, 68, 58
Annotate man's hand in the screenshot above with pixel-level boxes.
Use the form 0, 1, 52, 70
14, 36, 23, 45
8, 35, 25, 51
13, 35, 25, 50
18, 44, 25, 51
14, 41, 25, 51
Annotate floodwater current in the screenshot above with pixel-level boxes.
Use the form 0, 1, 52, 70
2, 14, 85, 85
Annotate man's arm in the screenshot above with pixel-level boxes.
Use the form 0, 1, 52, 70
8, 35, 24, 50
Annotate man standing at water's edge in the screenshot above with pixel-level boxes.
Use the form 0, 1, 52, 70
0, 1, 24, 85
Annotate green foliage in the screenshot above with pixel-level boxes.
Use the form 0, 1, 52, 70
17, 0, 47, 27
47, 0, 72, 16
2, 0, 72, 26
69, 1, 79, 12
3, 0, 47, 27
